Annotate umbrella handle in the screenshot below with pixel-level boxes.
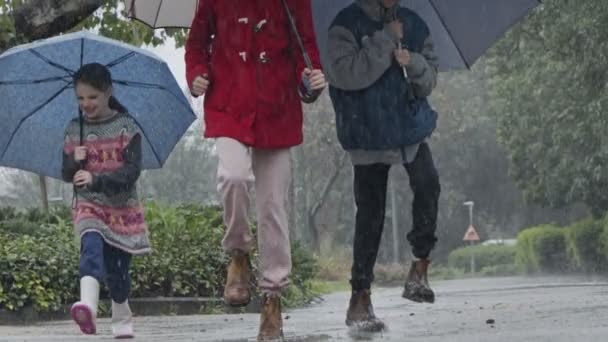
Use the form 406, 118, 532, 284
299, 80, 322, 104
78, 109, 86, 170
398, 42, 408, 78
79, 109, 84, 145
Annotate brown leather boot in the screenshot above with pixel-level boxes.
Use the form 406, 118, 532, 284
257, 294, 284, 342
223, 251, 251, 306
402, 259, 435, 303
345, 289, 385, 332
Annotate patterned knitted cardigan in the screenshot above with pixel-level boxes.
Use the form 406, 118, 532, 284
62, 113, 151, 254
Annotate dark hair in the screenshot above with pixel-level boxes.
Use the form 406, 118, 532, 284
73, 63, 128, 113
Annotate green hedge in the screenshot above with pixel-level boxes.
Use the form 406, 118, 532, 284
0, 204, 318, 313
130, 203, 228, 298
448, 244, 516, 271
0, 206, 72, 236
515, 216, 608, 275
447, 226, 604, 277
0, 219, 80, 312
601, 218, 608, 262
479, 264, 520, 277
564, 219, 606, 274
515, 224, 569, 273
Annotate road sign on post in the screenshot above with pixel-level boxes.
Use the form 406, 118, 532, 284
463, 225, 480, 242
463, 225, 480, 274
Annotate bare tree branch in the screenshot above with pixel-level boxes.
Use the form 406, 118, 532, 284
13, 0, 105, 41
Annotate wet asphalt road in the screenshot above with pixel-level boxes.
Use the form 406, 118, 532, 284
1, 276, 607, 342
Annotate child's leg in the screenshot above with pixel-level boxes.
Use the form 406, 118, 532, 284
104, 243, 132, 303
104, 243, 134, 339
80, 232, 106, 282
71, 232, 104, 335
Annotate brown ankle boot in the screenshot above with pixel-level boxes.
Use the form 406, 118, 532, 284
257, 294, 284, 342
345, 289, 385, 332
223, 251, 251, 306
402, 259, 435, 303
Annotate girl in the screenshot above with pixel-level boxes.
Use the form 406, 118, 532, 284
62, 63, 151, 339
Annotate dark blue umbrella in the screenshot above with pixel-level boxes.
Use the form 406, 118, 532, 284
0, 31, 196, 180
313, 0, 542, 71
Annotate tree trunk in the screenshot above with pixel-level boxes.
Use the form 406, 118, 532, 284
38, 175, 48, 213
307, 154, 346, 251
13, 0, 105, 41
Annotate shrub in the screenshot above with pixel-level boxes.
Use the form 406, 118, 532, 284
374, 263, 406, 285
564, 219, 606, 274
448, 244, 516, 271
516, 225, 569, 273
315, 248, 351, 281
428, 265, 465, 280
0, 221, 79, 312
129, 203, 228, 298
600, 215, 608, 263
0, 203, 319, 313
479, 264, 521, 277
0, 205, 72, 236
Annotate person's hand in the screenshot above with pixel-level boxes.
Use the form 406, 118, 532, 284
191, 74, 210, 96
74, 146, 87, 162
73, 170, 93, 187
387, 20, 403, 40
394, 48, 411, 67
302, 68, 326, 91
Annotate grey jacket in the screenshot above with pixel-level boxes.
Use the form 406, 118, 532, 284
327, 0, 439, 165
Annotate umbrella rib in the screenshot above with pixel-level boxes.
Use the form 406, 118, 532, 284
113, 79, 194, 114
80, 38, 85, 66
155, 0, 163, 27
113, 80, 165, 89
0, 83, 72, 161
128, 0, 136, 18
129, 117, 163, 167
427, 0, 470, 69
125, 0, 193, 29
0, 76, 70, 86
106, 52, 137, 68
29, 50, 75, 75
111, 79, 196, 166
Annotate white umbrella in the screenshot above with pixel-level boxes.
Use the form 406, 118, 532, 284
126, 0, 199, 28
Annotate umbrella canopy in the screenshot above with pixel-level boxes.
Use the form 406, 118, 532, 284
125, 0, 540, 71
127, 0, 200, 28
313, 0, 542, 71
0, 31, 196, 179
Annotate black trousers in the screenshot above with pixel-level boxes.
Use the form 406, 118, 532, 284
350, 143, 440, 291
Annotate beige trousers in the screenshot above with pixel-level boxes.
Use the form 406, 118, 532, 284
216, 138, 292, 294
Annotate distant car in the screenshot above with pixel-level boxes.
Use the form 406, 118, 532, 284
482, 239, 517, 246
